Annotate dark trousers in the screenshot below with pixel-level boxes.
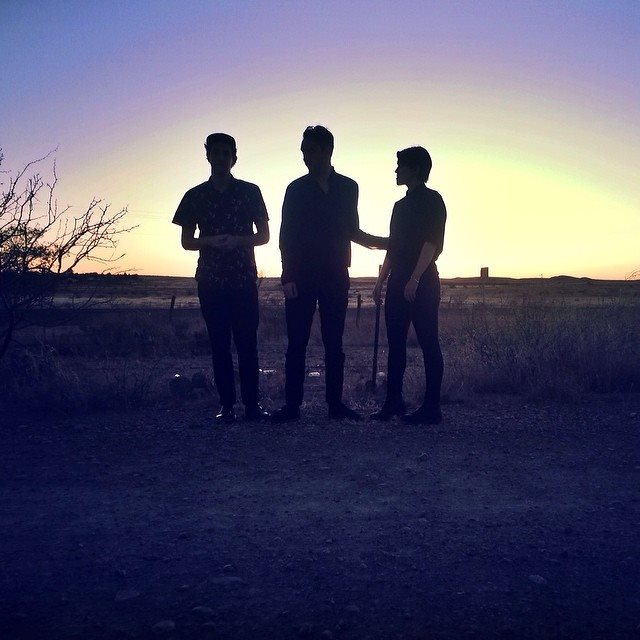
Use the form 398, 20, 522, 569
198, 281, 259, 408
284, 272, 349, 408
385, 267, 443, 409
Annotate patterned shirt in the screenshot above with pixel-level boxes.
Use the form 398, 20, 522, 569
172, 176, 269, 288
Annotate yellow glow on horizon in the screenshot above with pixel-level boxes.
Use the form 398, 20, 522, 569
63, 79, 638, 281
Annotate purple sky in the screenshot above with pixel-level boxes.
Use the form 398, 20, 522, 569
2, 1, 638, 278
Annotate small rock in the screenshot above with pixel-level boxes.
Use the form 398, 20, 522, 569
153, 619, 175, 632
528, 574, 547, 585
169, 374, 192, 398
192, 606, 215, 616
222, 563, 237, 574
115, 589, 140, 602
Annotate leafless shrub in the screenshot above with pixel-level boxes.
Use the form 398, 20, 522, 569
0, 149, 134, 359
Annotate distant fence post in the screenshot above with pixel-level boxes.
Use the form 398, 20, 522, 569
480, 268, 489, 306
356, 292, 362, 327
169, 295, 176, 322
370, 265, 382, 390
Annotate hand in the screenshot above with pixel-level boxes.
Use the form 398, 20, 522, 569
202, 234, 229, 249
223, 235, 245, 249
404, 278, 419, 302
282, 282, 298, 299
372, 280, 384, 306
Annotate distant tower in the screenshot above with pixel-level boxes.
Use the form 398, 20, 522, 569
480, 267, 489, 279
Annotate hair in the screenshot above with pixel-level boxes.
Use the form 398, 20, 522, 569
396, 146, 432, 182
302, 125, 334, 150
205, 133, 237, 154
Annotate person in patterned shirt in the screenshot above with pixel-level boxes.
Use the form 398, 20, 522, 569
173, 133, 270, 424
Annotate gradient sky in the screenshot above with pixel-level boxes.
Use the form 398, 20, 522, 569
2, 0, 638, 279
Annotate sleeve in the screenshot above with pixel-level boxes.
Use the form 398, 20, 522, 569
348, 180, 359, 236
279, 184, 295, 283
251, 185, 269, 223
421, 192, 446, 250
172, 191, 197, 228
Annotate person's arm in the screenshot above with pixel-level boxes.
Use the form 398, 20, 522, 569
175, 191, 227, 250
180, 225, 229, 250
403, 241, 437, 302
279, 185, 298, 299
372, 253, 391, 306
224, 218, 270, 248
346, 180, 388, 249
352, 228, 389, 250
225, 185, 271, 248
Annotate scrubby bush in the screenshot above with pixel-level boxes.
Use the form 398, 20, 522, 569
442, 303, 640, 398
2, 300, 638, 419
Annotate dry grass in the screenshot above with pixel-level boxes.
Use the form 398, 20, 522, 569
2, 278, 639, 418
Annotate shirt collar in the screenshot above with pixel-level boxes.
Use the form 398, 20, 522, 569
208, 174, 236, 192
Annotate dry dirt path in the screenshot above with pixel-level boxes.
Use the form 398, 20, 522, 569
1, 396, 639, 639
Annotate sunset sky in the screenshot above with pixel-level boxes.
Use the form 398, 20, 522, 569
2, 0, 638, 280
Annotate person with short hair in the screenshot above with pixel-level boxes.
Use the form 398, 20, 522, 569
272, 125, 386, 423
173, 133, 270, 423
371, 146, 447, 424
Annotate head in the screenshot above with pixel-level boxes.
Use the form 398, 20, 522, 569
395, 146, 432, 186
301, 125, 334, 174
204, 133, 237, 175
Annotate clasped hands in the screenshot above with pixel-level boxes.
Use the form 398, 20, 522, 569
200, 234, 243, 250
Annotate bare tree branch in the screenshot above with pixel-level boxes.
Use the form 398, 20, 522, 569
0, 149, 136, 360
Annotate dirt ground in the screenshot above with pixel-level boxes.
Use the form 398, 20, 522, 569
1, 393, 639, 639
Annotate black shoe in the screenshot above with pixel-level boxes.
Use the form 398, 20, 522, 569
328, 403, 362, 421
245, 404, 270, 421
370, 401, 406, 421
401, 406, 442, 425
271, 405, 300, 424
215, 406, 236, 424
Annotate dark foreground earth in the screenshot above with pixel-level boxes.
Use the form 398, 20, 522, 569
1, 395, 639, 639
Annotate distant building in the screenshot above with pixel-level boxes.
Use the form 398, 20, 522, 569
480, 267, 489, 279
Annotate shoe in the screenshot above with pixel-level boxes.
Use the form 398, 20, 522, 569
370, 401, 406, 421
270, 405, 300, 424
215, 406, 236, 424
245, 404, 270, 421
328, 403, 362, 421
401, 406, 442, 425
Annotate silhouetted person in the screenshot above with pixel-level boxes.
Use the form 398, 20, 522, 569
272, 125, 385, 423
173, 133, 270, 423
372, 146, 446, 424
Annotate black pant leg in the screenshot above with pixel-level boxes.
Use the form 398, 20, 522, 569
384, 277, 412, 404
198, 283, 236, 407
230, 283, 260, 408
317, 272, 349, 407
284, 288, 317, 407
411, 270, 443, 409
